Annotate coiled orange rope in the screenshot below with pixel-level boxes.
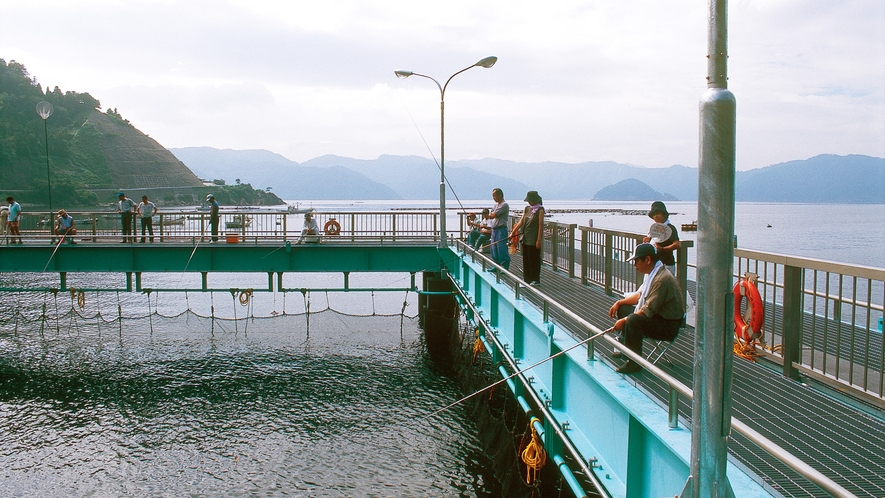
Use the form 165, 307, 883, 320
238, 288, 253, 306
521, 417, 547, 484
472, 328, 485, 364
70, 287, 86, 309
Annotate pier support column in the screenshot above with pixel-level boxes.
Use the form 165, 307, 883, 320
420, 271, 458, 360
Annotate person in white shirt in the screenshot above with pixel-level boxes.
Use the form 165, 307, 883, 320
296, 211, 321, 244
136, 195, 158, 243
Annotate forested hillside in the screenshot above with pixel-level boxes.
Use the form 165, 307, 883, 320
0, 59, 281, 208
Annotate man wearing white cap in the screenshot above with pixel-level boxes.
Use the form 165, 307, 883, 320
608, 243, 685, 374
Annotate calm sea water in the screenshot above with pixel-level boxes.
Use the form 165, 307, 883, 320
2, 200, 882, 496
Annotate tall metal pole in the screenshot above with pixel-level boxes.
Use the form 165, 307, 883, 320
439, 99, 446, 248
44, 118, 52, 211
689, 0, 737, 496
394, 57, 497, 249
36, 101, 54, 212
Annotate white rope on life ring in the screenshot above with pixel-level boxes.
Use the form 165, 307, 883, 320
323, 219, 341, 236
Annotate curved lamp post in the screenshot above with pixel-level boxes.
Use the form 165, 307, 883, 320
36, 100, 54, 211
395, 56, 497, 248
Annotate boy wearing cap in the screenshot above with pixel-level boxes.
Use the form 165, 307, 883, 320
608, 243, 685, 374
643, 200, 681, 276
137, 195, 158, 243
117, 192, 137, 243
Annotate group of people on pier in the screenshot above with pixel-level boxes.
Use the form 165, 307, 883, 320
473, 188, 685, 374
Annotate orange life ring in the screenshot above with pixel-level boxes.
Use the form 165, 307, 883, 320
733, 278, 764, 343
323, 219, 341, 236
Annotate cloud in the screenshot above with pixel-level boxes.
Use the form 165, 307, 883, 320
1, 0, 882, 170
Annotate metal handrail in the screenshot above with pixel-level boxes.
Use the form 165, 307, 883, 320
455, 240, 858, 498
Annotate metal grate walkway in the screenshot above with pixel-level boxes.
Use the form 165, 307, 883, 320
507, 259, 885, 498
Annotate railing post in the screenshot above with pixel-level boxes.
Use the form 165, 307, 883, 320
567, 224, 576, 279
604, 232, 614, 296
782, 265, 803, 380
550, 222, 558, 271
677, 242, 691, 302
580, 229, 589, 285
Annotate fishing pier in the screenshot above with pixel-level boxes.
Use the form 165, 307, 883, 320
2, 208, 883, 498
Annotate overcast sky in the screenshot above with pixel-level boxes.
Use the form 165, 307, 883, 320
2, 0, 883, 171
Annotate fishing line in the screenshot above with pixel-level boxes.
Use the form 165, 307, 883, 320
398, 96, 473, 222
426, 327, 614, 419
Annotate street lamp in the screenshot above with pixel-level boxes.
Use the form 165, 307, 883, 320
36, 101, 54, 211
395, 56, 497, 248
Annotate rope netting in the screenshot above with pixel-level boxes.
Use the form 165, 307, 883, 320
0, 287, 418, 336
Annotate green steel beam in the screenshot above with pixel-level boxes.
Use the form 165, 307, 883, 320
0, 243, 445, 274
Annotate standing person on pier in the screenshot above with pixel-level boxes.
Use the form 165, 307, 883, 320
643, 201, 680, 276
510, 191, 545, 287
486, 188, 510, 270
137, 195, 158, 243
6, 197, 23, 244
207, 194, 220, 243
117, 192, 137, 243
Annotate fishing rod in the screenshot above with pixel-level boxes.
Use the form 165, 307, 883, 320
42, 235, 67, 272
427, 326, 615, 419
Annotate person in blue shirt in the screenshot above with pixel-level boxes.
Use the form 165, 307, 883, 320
6, 196, 23, 244
53, 209, 77, 245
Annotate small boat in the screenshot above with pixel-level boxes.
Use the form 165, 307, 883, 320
287, 203, 314, 214
161, 216, 185, 226
225, 215, 252, 229
681, 220, 697, 231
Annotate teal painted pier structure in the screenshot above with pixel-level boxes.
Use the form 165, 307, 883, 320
3, 213, 882, 497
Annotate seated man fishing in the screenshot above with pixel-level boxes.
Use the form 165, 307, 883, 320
608, 243, 684, 374
53, 209, 77, 245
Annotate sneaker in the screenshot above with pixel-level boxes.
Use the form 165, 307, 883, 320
529, 281, 540, 287
612, 350, 623, 358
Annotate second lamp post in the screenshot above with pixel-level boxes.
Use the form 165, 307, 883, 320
395, 56, 497, 248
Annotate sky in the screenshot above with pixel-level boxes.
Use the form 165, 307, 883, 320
1, 0, 883, 171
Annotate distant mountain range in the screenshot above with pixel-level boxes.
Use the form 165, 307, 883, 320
171, 148, 885, 204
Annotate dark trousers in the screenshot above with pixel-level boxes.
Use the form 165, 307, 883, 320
616, 305, 681, 355
522, 243, 541, 283
140, 217, 154, 242
210, 215, 219, 242
121, 213, 134, 241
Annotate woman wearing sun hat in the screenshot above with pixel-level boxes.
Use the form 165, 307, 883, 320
510, 190, 545, 287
